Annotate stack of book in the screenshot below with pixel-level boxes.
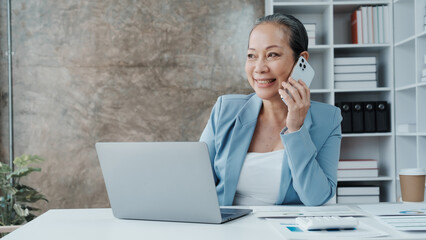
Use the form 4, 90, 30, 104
304, 23, 316, 46
337, 186, 380, 204
334, 57, 377, 89
351, 5, 390, 44
338, 159, 378, 178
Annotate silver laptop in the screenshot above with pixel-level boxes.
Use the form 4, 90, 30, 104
96, 142, 252, 224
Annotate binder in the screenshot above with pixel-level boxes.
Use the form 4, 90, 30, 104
336, 102, 352, 133
376, 101, 390, 132
352, 102, 364, 133
364, 102, 376, 132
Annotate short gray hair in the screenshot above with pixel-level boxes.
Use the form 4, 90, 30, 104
250, 13, 308, 61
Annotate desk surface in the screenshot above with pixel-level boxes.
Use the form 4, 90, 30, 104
3, 206, 426, 240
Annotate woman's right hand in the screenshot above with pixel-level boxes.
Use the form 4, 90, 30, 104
279, 77, 310, 133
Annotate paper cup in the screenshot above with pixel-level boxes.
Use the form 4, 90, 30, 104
399, 168, 426, 202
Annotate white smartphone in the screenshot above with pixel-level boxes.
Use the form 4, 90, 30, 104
281, 56, 315, 104
291, 56, 315, 87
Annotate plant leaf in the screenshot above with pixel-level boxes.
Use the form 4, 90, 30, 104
11, 216, 26, 226
0, 182, 17, 195
15, 184, 48, 203
16, 191, 47, 203
0, 155, 47, 226
13, 155, 45, 168
13, 204, 29, 217
7, 167, 41, 179
0, 163, 11, 175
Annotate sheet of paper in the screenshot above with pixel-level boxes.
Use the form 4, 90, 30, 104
358, 203, 426, 216
266, 218, 388, 239
253, 205, 365, 218
378, 215, 426, 231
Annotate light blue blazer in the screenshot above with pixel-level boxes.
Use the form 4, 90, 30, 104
200, 93, 342, 206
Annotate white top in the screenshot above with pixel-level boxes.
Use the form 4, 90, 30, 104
233, 150, 284, 206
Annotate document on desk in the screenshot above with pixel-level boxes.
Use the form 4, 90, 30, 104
253, 205, 365, 218
358, 203, 426, 216
378, 215, 426, 231
266, 218, 389, 239
358, 203, 426, 231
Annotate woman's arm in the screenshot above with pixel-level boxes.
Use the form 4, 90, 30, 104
281, 107, 342, 206
199, 97, 222, 184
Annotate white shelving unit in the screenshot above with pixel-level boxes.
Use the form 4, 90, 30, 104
393, 0, 426, 199
265, 0, 396, 202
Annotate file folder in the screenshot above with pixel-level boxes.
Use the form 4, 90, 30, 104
352, 102, 364, 133
364, 102, 376, 132
376, 101, 390, 132
336, 102, 352, 133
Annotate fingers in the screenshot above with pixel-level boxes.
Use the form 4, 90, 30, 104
297, 79, 311, 102
279, 89, 292, 106
282, 77, 308, 104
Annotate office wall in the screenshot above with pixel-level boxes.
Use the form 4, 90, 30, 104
0, 0, 263, 211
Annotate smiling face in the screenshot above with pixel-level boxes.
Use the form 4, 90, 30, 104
245, 23, 296, 101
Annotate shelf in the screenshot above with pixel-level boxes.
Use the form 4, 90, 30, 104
333, 1, 390, 14
273, 4, 329, 13
334, 44, 391, 49
394, 35, 416, 47
268, 0, 397, 203
311, 89, 332, 93
338, 176, 393, 182
396, 132, 417, 136
334, 87, 391, 93
418, 31, 426, 39
342, 133, 392, 137
333, 0, 390, 5
395, 84, 416, 91
309, 45, 331, 53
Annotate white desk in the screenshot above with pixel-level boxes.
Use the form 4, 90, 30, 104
3, 207, 426, 240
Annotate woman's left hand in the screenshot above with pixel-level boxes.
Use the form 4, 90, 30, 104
278, 77, 311, 133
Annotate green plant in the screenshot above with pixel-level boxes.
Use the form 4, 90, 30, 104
0, 155, 47, 227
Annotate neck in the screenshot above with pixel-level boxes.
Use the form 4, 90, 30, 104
260, 96, 288, 123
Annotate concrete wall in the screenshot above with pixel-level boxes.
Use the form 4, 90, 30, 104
0, 0, 263, 212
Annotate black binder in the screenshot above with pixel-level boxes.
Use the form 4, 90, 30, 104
336, 102, 352, 133
364, 102, 376, 132
352, 102, 364, 133
376, 101, 390, 132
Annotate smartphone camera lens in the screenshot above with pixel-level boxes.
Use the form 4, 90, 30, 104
303, 64, 306, 69
299, 63, 302, 67
301, 58, 304, 63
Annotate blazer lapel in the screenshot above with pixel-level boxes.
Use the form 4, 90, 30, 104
223, 94, 262, 205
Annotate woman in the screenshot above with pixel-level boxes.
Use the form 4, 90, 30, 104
200, 13, 342, 206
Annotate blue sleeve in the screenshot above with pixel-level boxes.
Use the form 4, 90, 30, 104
199, 96, 222, 184
280, 107, 342, 206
